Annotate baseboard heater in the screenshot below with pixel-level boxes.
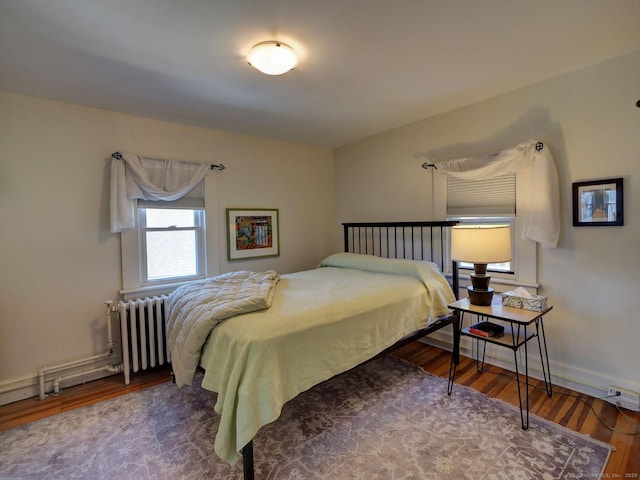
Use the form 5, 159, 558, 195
115, 296, 171, 385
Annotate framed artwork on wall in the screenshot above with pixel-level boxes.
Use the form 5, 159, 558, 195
572, 178, 623, 226
227, 208, 280, 260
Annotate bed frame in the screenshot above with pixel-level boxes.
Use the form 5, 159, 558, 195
241, 221, 460, 480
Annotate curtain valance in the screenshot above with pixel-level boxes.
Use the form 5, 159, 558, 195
110, 152, 209, 233
434, 139, 560, 248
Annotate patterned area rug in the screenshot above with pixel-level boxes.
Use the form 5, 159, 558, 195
0, 356, 612, 479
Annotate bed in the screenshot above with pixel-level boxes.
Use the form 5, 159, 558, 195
166, 221, 460, 480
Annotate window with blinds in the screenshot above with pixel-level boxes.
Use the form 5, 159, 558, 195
447, 173, 516, 216
447, 173, 516, 274
136, 180, 207, 284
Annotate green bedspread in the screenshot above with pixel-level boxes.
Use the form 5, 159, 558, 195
198, 253, 455, 464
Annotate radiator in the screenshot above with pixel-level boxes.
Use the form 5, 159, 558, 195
117, 296, 171, 385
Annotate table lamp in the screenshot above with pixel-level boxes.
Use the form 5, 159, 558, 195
450, 225, 512, 306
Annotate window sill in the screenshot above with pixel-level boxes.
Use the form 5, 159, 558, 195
446, 273, 540, 293
120, 281, 194, 301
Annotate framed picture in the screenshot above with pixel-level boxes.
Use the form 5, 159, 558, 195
227, 208, 280, 260
572, 178, 623, 226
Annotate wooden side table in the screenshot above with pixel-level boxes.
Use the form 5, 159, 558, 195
447, 295, 553, 429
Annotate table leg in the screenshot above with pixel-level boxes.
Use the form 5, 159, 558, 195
447, 312, 462, 395
512, 323, 530, 430
536, 318, 553, 397
472, 315, 488, 373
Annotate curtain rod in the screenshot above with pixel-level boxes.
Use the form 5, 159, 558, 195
110, 151, 225, 171
419, 141, 545, 171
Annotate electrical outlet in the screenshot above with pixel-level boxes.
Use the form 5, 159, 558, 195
607, 386, 640, 412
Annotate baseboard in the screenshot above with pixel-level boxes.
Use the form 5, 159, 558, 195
0, 357, 124, 406
421, 332, 640, 401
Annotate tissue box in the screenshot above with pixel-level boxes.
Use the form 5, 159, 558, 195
501, 291, 548, 312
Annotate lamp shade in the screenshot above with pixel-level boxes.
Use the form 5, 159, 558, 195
451, 225, 512, 264
247, 41, 298, 75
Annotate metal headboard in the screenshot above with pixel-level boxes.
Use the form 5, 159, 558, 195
342, 221, 459, 299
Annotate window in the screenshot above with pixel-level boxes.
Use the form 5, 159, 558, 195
447, 173, 516, 217
436, 170, 538, 288
447, 173, 516, 275
120, 199, 210, 298
139, 207, 206, 284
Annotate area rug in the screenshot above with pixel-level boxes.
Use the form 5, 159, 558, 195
0, 356, 612, 480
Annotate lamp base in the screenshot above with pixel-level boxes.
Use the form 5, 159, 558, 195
467, 286, 494, 306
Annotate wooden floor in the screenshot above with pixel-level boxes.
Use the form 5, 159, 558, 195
0, 366, 172, 432
1, 342, 638, 477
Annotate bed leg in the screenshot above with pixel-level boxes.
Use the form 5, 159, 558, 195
452, 312, 460, 365
242, 440, 255, 480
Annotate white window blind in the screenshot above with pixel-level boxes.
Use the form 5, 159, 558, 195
138, 180, 204, 209
447, 173, 516, 216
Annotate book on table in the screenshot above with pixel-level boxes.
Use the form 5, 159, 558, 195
469, 321, 504, 338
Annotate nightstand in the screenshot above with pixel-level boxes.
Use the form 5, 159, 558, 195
447, 295, 553, 430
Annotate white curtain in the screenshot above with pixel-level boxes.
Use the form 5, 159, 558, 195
434, 139, 560, 248
110, 152, 209, 233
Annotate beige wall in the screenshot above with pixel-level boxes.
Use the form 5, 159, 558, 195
0, 92, 334, 401
334, 51, 640, 396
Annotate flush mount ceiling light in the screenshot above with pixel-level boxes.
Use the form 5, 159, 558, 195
247, 41, 298, 75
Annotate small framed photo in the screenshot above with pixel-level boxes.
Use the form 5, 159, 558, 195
572, 178, 623, 226
227, 208, 280, 260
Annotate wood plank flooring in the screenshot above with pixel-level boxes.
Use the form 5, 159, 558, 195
0, 366, 172, 431
1, 342, 638, 477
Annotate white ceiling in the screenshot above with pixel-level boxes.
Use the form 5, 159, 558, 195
1, 1, 639, 148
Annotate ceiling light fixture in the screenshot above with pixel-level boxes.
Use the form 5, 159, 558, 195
247, 41, 298, 75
